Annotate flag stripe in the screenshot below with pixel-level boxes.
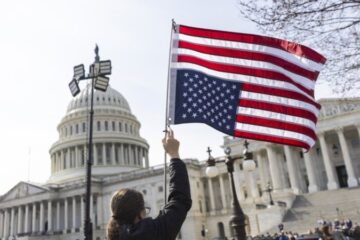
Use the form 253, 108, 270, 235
236, 106, 316, 130
241, 83, 321, 109
175, 33, 323, 72
235, 123, 315, 147
178, 40, 319, 80
236, 114, 317, 140
239, 99, 317, 123
175, 48, 315, 88
234, 129, 311, 149
240, 91, 320, 117
177, 55, 315, 92
171, 62, 315, 98
179, 25, 326, 64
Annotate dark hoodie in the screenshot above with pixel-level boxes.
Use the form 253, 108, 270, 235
119, 158, 192, 240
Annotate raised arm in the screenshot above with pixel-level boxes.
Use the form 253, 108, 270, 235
152, 129, 192, 240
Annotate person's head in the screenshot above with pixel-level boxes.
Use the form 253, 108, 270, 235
107, 188, 146, 239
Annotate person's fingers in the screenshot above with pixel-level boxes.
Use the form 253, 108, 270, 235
162, 137, 166, 145
168, 127, 174, 139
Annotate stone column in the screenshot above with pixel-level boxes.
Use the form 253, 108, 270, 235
47, 201, 52, 232
284, 146, 302, 194
134, 146, 139, 165
61, 150, 64, 169
219, 174, 227, 209
207, 178, 216, 211
248, 171, 260, 199
72, 197, 77, 232
17, 206, 23, 234
265, 146, 283, 192
56, 201, 60, 231
24, 205, 29, 233
102, 143, 107, 164
10, 207, 15, 236
93, 144, 98, 165
3, 209, 9, 239
64, 198, 68, 233
96, 195, 103, 227
145, 149, 149, 168
66, 148, 71, 168
75, 146, 79, 168
319, 132, 339, 190
32, 203, 37, 233
0, 210, 3, 237
111, 143, 116, 165
129, 145, 134, 165
303, 149, 320, 193
336, 127, 358, 187
90, 195, 94, 221
80, 196, 85, 230
39, 202, 45, 232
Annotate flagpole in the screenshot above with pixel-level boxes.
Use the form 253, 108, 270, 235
163, 19, 177, 204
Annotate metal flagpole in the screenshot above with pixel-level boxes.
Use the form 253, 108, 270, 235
163, 19, 177, 204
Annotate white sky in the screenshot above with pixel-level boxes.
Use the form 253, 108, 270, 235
0, 0, 332, 195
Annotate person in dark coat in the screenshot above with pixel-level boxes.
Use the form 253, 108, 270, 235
107, 129, 192, 240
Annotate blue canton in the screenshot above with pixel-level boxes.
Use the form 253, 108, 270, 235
174, 69, 241, 135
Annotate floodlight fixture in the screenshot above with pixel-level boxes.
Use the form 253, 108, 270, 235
99, 60, 112, 75
73, 64, 85, 80
94, 76, 109, 92
69, 79, 80, 97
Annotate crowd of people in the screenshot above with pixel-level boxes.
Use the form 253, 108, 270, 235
252, 219, 360, 240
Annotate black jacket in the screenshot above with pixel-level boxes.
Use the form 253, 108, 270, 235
119, 158, 192, 240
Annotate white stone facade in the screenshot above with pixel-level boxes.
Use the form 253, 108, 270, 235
1, 86, 360, 240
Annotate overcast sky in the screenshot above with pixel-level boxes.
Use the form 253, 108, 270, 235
0, 0, 332, 195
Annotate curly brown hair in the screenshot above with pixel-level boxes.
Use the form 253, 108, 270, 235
107, 188, 145, 240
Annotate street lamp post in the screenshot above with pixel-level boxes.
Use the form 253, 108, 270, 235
263, 183, 275, 206
206, 140, 255, 240
68, 45, 111, 240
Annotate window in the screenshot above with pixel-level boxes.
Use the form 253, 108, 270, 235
70, 126, 73, 135
112, 121, 115, 131
119, 122, 122, 132
105, 121, 108, 131
82, 122, 86, 133
130, 125, 133, 134
97, 121, 101, 131
125, 123, 128, 133
65, 127, 68, 137
158, 186, 163, 192
75, 124, 79, 134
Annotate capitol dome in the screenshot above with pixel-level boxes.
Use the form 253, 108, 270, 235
48, 84, 149, 184
66, 84, 131, 113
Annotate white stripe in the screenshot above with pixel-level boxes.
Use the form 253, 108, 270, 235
174, 33, 324, 72
171, 62, 316, 101
174, 48, 315, 90
241, 91, 320, 117
236, 106, 316, 131
235, 123, 315, 146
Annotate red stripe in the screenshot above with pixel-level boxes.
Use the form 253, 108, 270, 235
241, 83, 321, 110
178, 40, 319, 81
179, 25, 326, 64
236, 114, 317, 140
234, 130, 310, 150
239, 99, 318, 123
177, 55, 315, 97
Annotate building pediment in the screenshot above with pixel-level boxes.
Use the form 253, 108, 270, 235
318, 98, 360, 120
0, 181, 48, 202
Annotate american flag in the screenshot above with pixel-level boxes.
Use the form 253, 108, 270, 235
167, 24, 326, 150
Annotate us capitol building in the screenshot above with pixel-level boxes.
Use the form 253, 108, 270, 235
1, 84, 360, 239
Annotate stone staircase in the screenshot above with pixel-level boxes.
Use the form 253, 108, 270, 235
268, 187, 360, 234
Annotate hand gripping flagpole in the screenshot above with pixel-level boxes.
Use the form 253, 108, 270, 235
163, 19, 177, 204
